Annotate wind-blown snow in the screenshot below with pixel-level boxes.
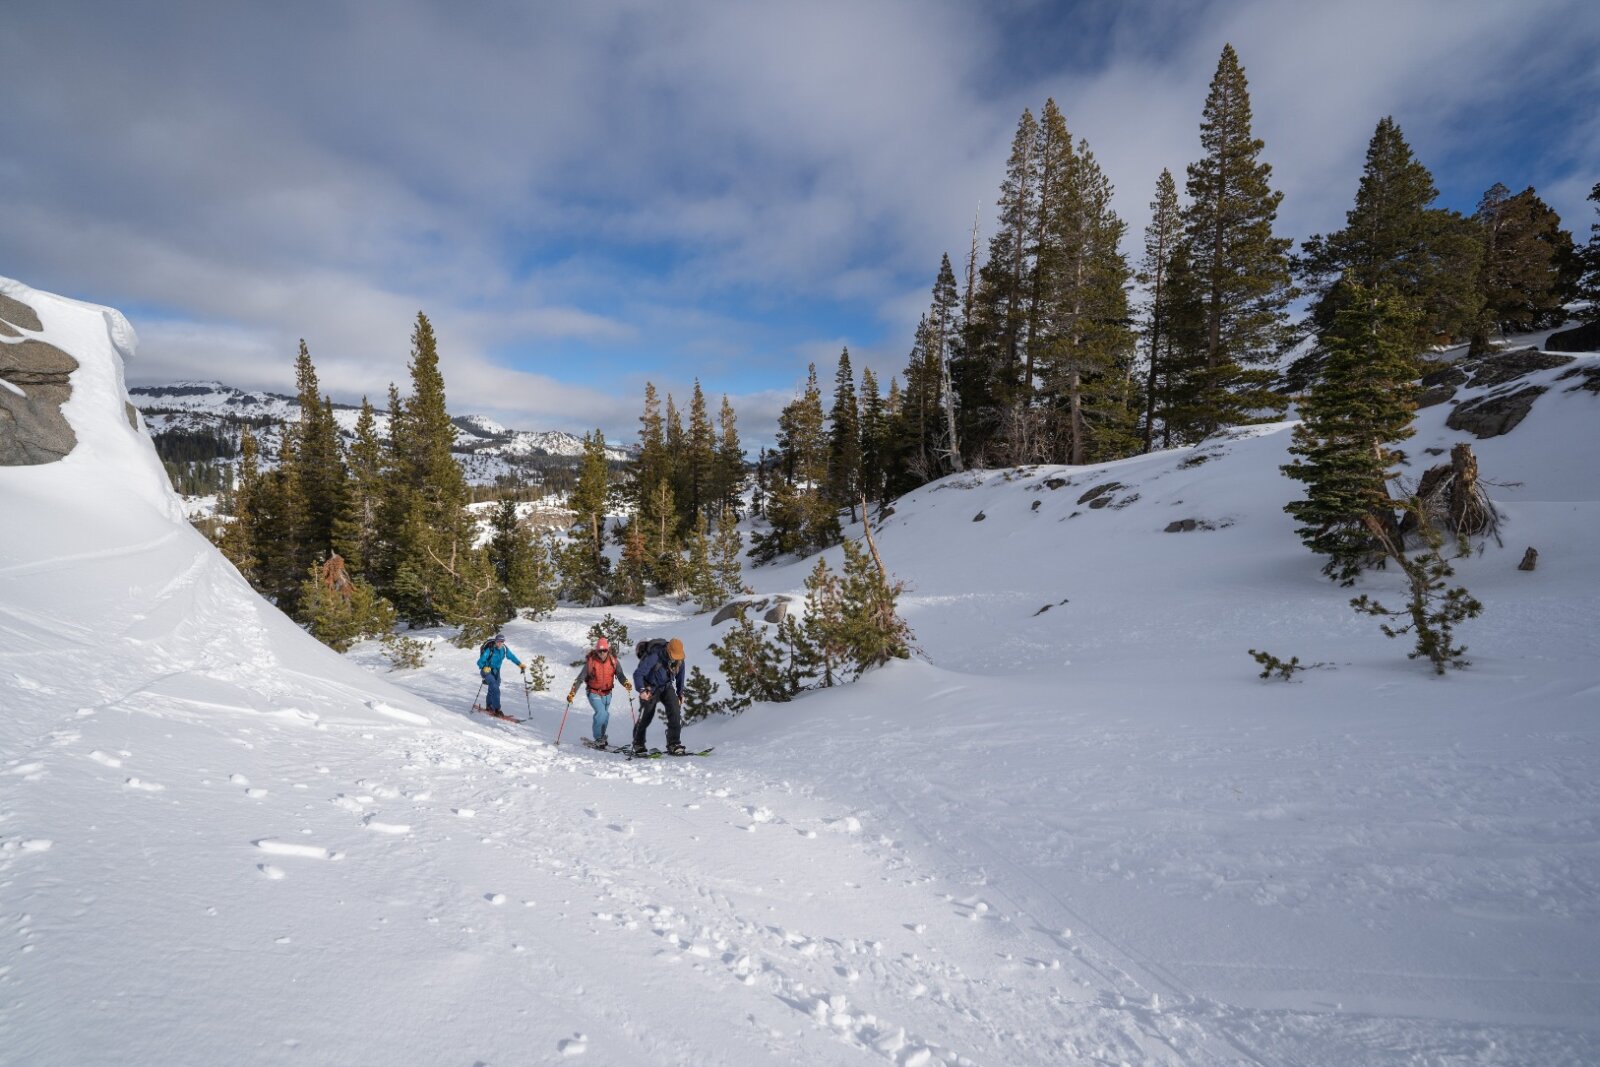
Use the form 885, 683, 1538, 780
3, 277, 1598, 1066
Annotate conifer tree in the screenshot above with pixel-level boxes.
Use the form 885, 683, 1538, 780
664, 392, 686, 519
826, 349, 862, 518
858, 367, 888, 507
616, 526, 650, 605
712, 507, 745, 600
686, 380, 715, 524
800, 555, 847, 688
1137, 169, 1182, 450
955, 109, 1039, 465
714, 394, 744, 518
1296, 117, 1482, 350
566, 430, 612, 601
219, 425, 261, 581
1036, 135, 1137, 464
298, 561, 396, 653
1581, 183, 1600, 320
896, 317, 940, 485
386, 313, 491, 632
1470, 184, 1577, 352
335, 397, 384, 574
1283, 283, 1421, 583
928, 254, 964, 472
683, 514, 721, 611
1177, 44, 1294, 434
1022, 98, 1076, 454
285, 341, 346, 574
486, 500, 556, 620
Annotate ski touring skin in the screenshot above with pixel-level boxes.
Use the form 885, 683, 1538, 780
626, 747, 714, 760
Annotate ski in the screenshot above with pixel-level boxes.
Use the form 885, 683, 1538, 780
471, 705, 525, 724
626, 747, 714, 759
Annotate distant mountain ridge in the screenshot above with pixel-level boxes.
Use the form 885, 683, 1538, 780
130, 380, 630, 488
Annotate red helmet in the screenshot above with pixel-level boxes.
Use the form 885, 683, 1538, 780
595, 637, 610, 651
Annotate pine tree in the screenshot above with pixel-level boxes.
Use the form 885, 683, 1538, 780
1283, 282, 1421, 583
1177, 44, 1294, 434
285, 340, 346, 576
1580, 183, 1600, 320
955, 109, 1039, 466
219, 425, 261, 581
713, 394, 744, 518
387, 313, 493, 633
712, 507, 745, 600
826, 349, 861, 519
836, 537, 913, 670
896, 317, 939, 485
683, 514, 721, 611
1021, 98, 1076, 458
800, 555, 848, 688
486, 500, 555, 620
928, 254, 964, 472
1471, 184, 1578, 352
616, 525, 650, 605
858, 367, 888, 507
335, 397, 384, 574
664, 393, 686, 523
709, 613, 790, 712
1137, 169, 1182, 450
298, 561, 396, 653
1296, 117, 1482, 349
686, 380, 715, 524
1035, 134, 1138, 464
566, 430, 612, 602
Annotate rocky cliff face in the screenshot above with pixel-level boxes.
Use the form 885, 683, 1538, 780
0, 291, 80, 465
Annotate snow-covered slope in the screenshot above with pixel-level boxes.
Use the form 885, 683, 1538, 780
5, 275, 1599, 1067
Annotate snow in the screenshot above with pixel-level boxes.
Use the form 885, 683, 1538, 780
3, 278, 1599, 1065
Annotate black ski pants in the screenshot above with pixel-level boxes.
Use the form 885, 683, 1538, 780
634, 686, 682, 750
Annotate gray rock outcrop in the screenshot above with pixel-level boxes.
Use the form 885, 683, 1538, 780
1, 310, 81, 464
1445, 386, 1544, 439
1545, 321, 1600, 353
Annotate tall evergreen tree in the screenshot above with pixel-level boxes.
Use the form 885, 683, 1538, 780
858, 367, 888, 507
1177, 44, 1294, 435
285, 340, 346, 574
219, 425, 261, 582
1282, 282, 1421, 583
1036, 135, 1138, 464
1296, 117, 1481, 348
927, 255, 964, 473
826, 349, 862, 518
713, 394, 744, 518
955, 108, 1039, 465
685, 380, 715, 524
1138, 169, 1182, 450
1581, 183, 1600, 320
1471, 183, 1578, 352
334, 397, 384, 574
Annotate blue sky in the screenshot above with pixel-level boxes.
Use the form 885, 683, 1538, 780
3, 0, 1596, 446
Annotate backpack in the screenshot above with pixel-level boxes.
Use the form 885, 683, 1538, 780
636, 638, 668, 661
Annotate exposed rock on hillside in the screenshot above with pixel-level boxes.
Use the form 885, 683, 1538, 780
0, 292, 81, 464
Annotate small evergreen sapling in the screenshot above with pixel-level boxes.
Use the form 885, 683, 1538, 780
381, 631, 429, 670
522, 654, 554, 693
709, 612, 790, 713
587, 614, 630, 650
683, 665, 721, 721
1248, 649, 1310, 680
1350, 503, 1484, 674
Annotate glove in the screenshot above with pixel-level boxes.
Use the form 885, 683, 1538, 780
519, 663, 526, 673
640, 689, 651, 703
566, 688, 577, 702
481, 667, 490, 676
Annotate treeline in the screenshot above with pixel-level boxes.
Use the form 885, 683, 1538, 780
221, 316, 564, 653
748, 44, 1590, 561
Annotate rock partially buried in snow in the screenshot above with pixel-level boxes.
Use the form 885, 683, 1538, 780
0, 322, 81, 465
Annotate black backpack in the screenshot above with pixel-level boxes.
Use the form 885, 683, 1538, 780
636, 638, 668, 661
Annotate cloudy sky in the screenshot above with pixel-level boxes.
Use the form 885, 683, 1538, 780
3, 0, 1596, 444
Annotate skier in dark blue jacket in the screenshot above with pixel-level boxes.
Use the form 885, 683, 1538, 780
632, 637, 686, 755
475, 633, 524, 720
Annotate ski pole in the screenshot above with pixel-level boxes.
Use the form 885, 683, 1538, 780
468, 681, 484, 716
627, 692, 638, 728
522, 673, 534, 723
555, 699, 573, 745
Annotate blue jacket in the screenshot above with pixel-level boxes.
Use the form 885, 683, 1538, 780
633, 648, 684, 699
477, 645, 523, 674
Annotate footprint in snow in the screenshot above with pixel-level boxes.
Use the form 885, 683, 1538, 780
362, 816, 410, 835
254, 839, 338, 860
258, 864, 286, 880
88, 751, 122, 768
125, 778, 165, 792
557, 1034, 588, 1056
7, 762, 46, 780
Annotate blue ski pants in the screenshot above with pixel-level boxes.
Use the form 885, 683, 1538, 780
587, 690, 613, 741
482, 670, 501, 711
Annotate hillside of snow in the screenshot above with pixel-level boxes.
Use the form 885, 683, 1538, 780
4, 275, 1600, 1066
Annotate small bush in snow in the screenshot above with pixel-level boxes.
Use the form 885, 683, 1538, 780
522, 654, 554, 693
381, 632, 429, 671
587, 614, 630, 650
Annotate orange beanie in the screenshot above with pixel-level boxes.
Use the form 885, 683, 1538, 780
667, 638, 685, 661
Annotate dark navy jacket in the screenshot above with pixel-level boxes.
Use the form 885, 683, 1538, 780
633, 648, 685, 699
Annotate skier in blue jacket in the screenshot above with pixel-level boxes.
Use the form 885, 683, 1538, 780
632, 637, 687, 755
475, 633, 524, 720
